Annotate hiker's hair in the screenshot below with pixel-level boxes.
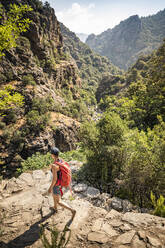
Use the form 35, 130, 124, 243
50, 147, 60, 156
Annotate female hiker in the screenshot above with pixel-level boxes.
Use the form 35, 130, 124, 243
48, 147, 76, 220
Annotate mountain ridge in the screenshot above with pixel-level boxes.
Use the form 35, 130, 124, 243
86, 9, 165, 70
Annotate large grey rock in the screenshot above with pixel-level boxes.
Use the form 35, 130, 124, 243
5, 178, 23, 193
122, 199, 133, 212
85, 186, 100, 199
110, 197, 123, 211
73, 183, 88, 193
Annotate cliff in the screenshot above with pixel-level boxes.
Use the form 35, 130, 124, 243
0, 0, 81, 176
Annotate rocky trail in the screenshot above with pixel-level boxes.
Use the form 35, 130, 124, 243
0, 161, 165, 248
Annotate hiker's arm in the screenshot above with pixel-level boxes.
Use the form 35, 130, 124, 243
48, 165, 59, 193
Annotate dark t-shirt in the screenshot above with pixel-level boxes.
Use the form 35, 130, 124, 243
51, 159, 62, 184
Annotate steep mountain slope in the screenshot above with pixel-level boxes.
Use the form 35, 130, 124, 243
0, 0, 82, 176
96, 39, 165, 129
86, 9, 165, 70
60, 23, 120, 98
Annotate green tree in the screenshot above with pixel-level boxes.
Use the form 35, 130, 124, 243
79, 112, 126, 190
0, 3, 32, 114
0, 3, 32, 57
0, 85, 24, 116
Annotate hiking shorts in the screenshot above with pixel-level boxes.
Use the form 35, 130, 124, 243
53, 185, 60, 195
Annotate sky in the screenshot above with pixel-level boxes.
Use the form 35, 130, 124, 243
44, 0, 165, 35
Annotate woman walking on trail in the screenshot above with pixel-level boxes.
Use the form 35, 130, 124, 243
48, 147, 76, 220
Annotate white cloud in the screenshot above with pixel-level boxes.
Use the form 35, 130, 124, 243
56, 2, 97, 34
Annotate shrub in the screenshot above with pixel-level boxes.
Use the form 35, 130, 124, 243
151, 192, 165, 217
60, 148, 86, 163
19, 152, 53, 173
32, 97, 54, 114
0, 121, 6, 129
40, 224, 71, 248
26, 110, 49, 132
79, 112, 126, 190
22, 74, 36, 86
3, 110, 17, 124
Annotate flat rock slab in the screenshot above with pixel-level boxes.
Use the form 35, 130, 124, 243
115, 230, 136, 244
122, 212, 165, 227
88, 231, 109, 243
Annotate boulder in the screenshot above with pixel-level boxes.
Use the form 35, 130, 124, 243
109, 197, 123, 211
85, 186, 100, 199
73, 183, 88, 193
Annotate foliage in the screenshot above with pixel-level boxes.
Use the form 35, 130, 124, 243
40, 224, 71, 248
25, 96, 53, 132
79, 106, 165, 207
22, 74, 36, 86
79, 112, 126, 190
60, 22, 121, 109
0, 3, 32, 57
60, 148, 86, 163
151, 192, 165, 217
26, 109, 49, 132
18, 152, 53, 173
0, 85, 24, 116
98, 40, 165, 130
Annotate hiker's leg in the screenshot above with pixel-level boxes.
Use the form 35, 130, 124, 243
52, 194, 59, 211
52, 186, 61, 211
58, 200, 76, 219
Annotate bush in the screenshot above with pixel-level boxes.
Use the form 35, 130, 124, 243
40, 224, 71, 248
79, 112, 126, 190
60, 148, 86, 163
3, 110, 17, 124
22, 74, 36, 86
19, 152, 53, 173
0, 121, 6, 129
151, 192, 165, 217
32, 97, 54, 114
26, 110, 49, 132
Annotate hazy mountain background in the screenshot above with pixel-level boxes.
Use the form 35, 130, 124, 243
76, 33, 89, 42
86, 9, 165, 70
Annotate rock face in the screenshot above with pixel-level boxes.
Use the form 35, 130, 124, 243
86, 10, 165, 70
0, 163, 165, 248
0, 0, 81, 172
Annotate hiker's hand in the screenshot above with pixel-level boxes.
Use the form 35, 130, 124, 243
48, 187, 52, 194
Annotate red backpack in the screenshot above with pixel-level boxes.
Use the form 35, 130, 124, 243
55, 159, 72, 196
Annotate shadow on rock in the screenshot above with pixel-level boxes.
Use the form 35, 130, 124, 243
1, 211, 56, 248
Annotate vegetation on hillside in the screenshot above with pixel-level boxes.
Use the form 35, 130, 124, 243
79, 41, 165, 208
0, 3, 32, 57
60, 23, 121, 104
